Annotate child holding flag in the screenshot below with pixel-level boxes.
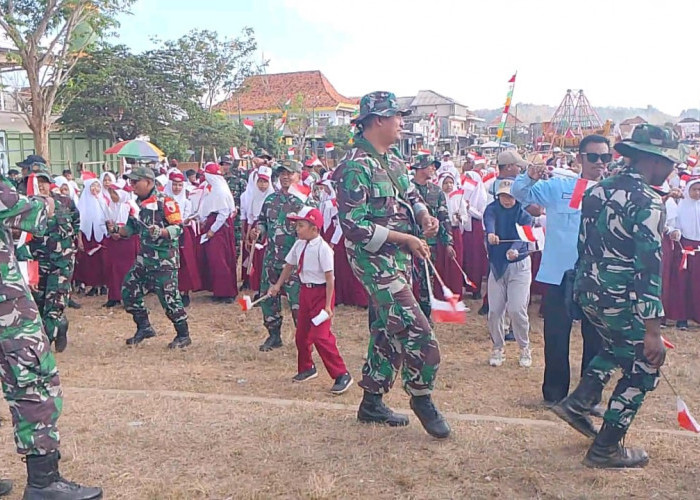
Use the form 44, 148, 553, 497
268, 207, 353, 395
484, 179, 533, 368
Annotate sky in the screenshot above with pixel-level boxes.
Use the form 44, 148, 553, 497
116, 0, 699, 115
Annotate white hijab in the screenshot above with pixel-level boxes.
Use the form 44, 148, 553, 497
676, 179, 700, 241
246, 172, 275, 225
77, 179, 109, 242
54, 176, 79, 204
318, 180, 338, 232
440, 173, 469, 231
462, 171, 488, 224
198, 172, 236, 220
165, 179, 192, 219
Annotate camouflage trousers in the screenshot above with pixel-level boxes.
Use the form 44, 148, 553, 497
33, 259, 73, 343
414, 245, 438, 320
260, 263, 300, 332
578, 292, 660, 432
122, 264, 187, 325
0, 294, 62, 455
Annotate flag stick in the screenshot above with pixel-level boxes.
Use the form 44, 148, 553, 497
660, 368, 679, 398
425, 256, 449, 291
450, 255, 477, 289
250, 293, 270, 307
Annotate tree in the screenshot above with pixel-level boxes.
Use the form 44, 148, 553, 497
284, 93, 324, 159
324, 124, 353, 152
249, 116, 283, 158
0, 0, 135, 159
174, 107, 250, 161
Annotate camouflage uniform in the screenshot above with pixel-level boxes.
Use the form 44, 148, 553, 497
334, 135, 441, 397
0, 179, 62, 455
121, 187, 188, 331
574, 164, 664, 431
224, 167, 248, 245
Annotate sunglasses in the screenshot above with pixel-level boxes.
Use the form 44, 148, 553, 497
582, 153, 613, 164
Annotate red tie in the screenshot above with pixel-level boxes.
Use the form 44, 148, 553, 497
297, 241, 309, 275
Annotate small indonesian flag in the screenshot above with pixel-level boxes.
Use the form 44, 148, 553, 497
449, 188, 465, 199
305, 155, 323, 167
230, 147, 241, 160
461, 174, 478, 187
238, 295, 254, 311
481, 171, 497, 183
287, 147, 295, 157
569, 178, 597, 210
417, 149, 432, 156
661, 335, 675, 349
677, 397, 700, 433
687, 156, 698, 168
467, 151, 476, 160
324, 142, 335, 153
431, 286, 467, 324
516, 224, 538, 243
474, 155, 486, 166
18, 260, 39, 287
16, 231, 31, 247
26, 173, 39, 196
81, 170, 97, 181
289, 182, 311, 202
243, 118, 254, 132
458, 267, 477, 290
680, 247, 697, 270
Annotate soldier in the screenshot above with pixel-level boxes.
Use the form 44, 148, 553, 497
552, 124, 677, 468
334, 91, 450, 439
410, 153, 455, 319
220, 154, 247, 247
14, 155, 47, 195
108, 167, 191, 349
0, 178, 102, 498
249, 160, 309, 351
30, 166, 80, 353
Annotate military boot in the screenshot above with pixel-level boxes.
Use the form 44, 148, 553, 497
357, 391, 409, 427
551, 375, 603, 439
259, 326, 282, 352
0, 479, 11, 497
168, 321, 191, 349
410, 395, 451, 438
583, 423, 649, 469
23, 452, 102, 499
54, 317, 69, 354
125, 312, 156, 346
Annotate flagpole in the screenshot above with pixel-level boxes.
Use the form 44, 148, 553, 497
497, 72, 517, 147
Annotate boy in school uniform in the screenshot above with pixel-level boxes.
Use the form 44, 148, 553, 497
268, 207, 353, 395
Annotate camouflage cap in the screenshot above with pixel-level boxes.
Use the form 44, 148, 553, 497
255, 148, 273, 160
411, 153, 440, 170
126, 166, 156, 181
276, 159, 302, 174
614, 124, 680, 163
351, 91, 412, 125
32, 165, 52, 182
16, 154, 47, 169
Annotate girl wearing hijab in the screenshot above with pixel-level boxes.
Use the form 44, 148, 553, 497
100, 171, 116, 191
198, 162, 238, 302
242, 166, 275, 292
461, 170, 489, 299
439, 172, 468, 300
663, 178, 700, 329
75, 178, 109, 296
166, 171, 202, 307
54, 175, 79, 204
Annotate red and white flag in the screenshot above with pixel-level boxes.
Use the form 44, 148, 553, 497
661, 335, 675, 349
305, 155, 323, 167
430, 286, 467, 324
569, 178, 597, 210
677, 397, 700, 433
680, 247, 698, 270
243, 118, 254, 132
687, 156, 698, 168
287, 147, 295, 157
18, 260, 39, 287
324, 142, 335, 153
449, 188, 465, 199
230, 147, 241, 160
516, 224, 538, 243
238, 295, 254, 311
81, 170, 97, 181
289, 182, 311, 202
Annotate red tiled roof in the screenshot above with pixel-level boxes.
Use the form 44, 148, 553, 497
488, 113, 523, 127
218, 70, 358, 113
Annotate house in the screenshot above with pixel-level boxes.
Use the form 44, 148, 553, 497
677, 117, 700, 138
487, 113, 525, 139
218, 70, 358, 132
617, 116, 647, 139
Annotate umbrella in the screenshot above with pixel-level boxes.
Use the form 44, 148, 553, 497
104, 139, 165, 160
479, 141, 507, 149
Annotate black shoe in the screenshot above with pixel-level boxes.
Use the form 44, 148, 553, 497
590, 403, 606, 419
330, 373, 353, 395
67, 299, 82, 309
292, 366, 318, 382
220, 297, 235, 304
504, 329, 516, 342
23, 451, 103, 499
472, 291, 482, 300
259, 331, 282, 352
0, 479, 11, 497
126, 313, 156, 346
182, 294, 191, 308
677, 320, 689, 331
168, 322, 191, 349
583, 423, 649, 469
86, 287, 98, 297
478, 303, 489, 316
54, 317, 69, 354
99, 286, 108, 296
102, 300, 121, 308
410, 395, 451, 439
551, 398, 598, 439
357, 392, 409, 427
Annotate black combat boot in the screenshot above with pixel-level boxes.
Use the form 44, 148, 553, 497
259, 327, 282, 352
23, 452, 102, 499
54, 317, 69, 354
167, 321, 191, 349
67, 299, 81, 310
551, 375, 603, 439
357, 391, 409, 427
0, 479, 11, 497
583, 423, 649, 469
410, 395, 451, 438
125, 312, 156, 346
181, 294, 190, 308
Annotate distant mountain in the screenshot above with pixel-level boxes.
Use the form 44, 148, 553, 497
474, 103, 693, 126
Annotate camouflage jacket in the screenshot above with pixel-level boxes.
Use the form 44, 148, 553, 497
123, 188, 183, 269
333, 136, 428, 276
412, 181, 453, 247
0, 179, 48, 303
574, 165, 664, 319
224, 170, 248, 211
258, 191, 312, 268
30, 192, 79, 269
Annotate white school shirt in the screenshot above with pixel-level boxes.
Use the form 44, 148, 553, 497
284, 235, 334, 285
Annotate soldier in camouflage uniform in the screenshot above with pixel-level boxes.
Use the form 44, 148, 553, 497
410, 153, 455, 319
553, 124, 677, 469
30, 167, 80, 353
221, 155, 247, 248
334, 91, 450, 438
0, 178, 102, 498
250, 160, 310, 351
110, 167, 191, 349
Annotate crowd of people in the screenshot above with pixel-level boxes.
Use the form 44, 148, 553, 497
0, 88, 696, 497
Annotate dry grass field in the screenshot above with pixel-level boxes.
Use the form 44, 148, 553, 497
0, 291, 698, 499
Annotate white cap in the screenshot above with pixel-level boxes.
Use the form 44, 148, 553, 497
552, 147, 562, 153
443, 151, 451, 157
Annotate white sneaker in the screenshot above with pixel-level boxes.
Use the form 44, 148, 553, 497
489, 348, 505, 367
519, 347, 532, 367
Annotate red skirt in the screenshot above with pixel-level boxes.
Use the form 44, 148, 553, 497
662, 236, 700, 323
323, 227, 368, 307
200, 214, 238, 298
74, 234, 107, 287
179, 225, 203, 293
240, 221, 250, 284
436, 227, 464, 300
103, 235, 138, 301
462, 219, 487, 294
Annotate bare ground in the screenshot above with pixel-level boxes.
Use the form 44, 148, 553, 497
0, 292, 698, 499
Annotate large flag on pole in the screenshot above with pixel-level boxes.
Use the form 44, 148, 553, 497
496, 73, 517, 141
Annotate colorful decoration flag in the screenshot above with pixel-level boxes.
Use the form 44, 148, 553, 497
430, 286, 467, 324
569, 178, 597, 210
677, 397, 700, 433
242, 118, 254, 132
496, 73, 517, 140
324, 142, 335, 153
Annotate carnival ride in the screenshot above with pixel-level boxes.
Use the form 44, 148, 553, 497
539, 89, 612, 150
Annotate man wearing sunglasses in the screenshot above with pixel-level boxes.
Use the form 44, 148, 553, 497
511, 135, 610, 408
